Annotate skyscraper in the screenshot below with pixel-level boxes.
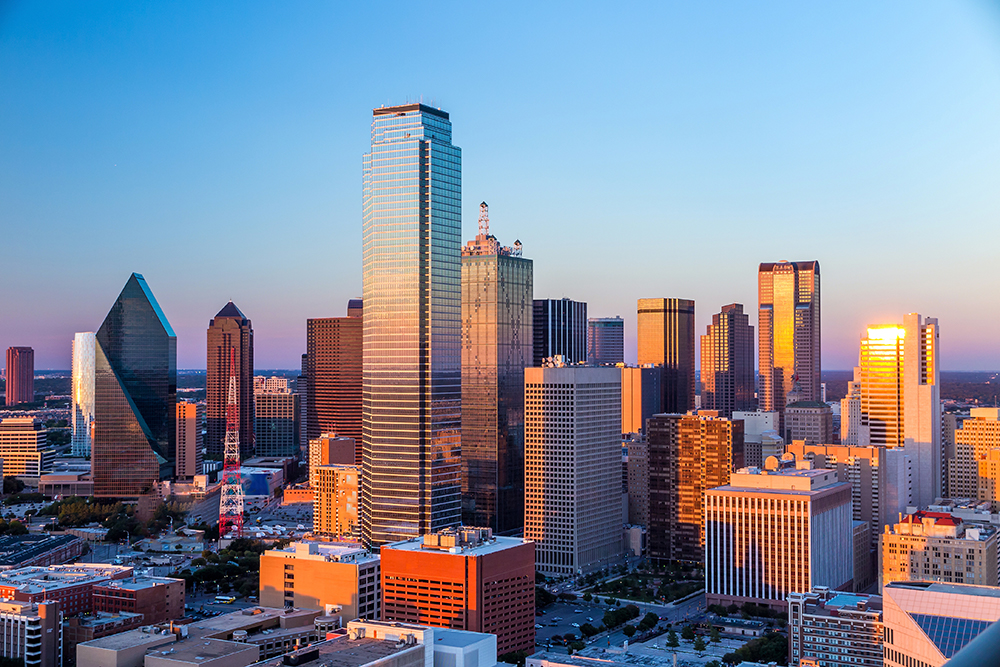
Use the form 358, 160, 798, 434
700, 303, 754, 417
637, 298, 695, 413
71, 333, 96, 457
5, 347, 34, 406
175, 401, 203, 480
253, 376, 300, 457
461, 202, 533, 532
532, 298, 587, 366
854, 314, 941, 507
587, 317, 624, 365
757, 260, 821, 412
306, 306, 363, 465
206, 302, 254, 459
621, 366, 662, 435
93, 273, 176, 497
361, 103, 462, 546
948, 408, 1000, 503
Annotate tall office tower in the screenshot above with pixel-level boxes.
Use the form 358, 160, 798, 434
206, 302, 254, 460
857, 314, 941, 507
757, 261, 821, 413
313, 464, 360, 537
786, 441, 912, 548
297, 353, 308, 456
784, 401, 834, 444
621, 366, 662, 435
626, 437, 649, 527
704, 464, 853, 611
381, 528, 536, 655
947, 408, 1000, 504
0, 418, 54, 476
93, 273, 176, 497
532, 298, 587, 367
70, 333, 96, 457
943, 412, 971, 496
637, 298, 696, 413
587, 317, 624, 366
4, 347, 34, 406
307, 308, 363, 464
361, 103, 462, 546
700, 304, 754, 417
647, 413, 744, 563
840, 368, 862, 445
524, 364, 623, 575
880, 510, 998, 588
460, 202, 533, 532
175, 401, 203, 480
253, 377, 300, 457
882, 581, 1000, 667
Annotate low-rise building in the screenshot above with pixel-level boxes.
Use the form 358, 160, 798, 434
787, 587, 883, 667
93, 576, 185, 624
0, 535, 85, 570
0, 418, 55, 478
783, 401, 833, 445
64, 612, 145, 666
0, 563, 132, 615
880, 509, 999, 587
39, 473, 94, 498
0, 599, 62, 667
259, 541, 379, 619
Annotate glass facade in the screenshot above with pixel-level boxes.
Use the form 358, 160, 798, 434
461, 247, 533, 532
361, 104, 462, 545
71, 332, 96, 457
636, 298, 696, 413
532, 299, 587, 366
206, 302, 254, 459
93, 273, 177, 497
587, 317, 624, 365
700, 303, 754, 417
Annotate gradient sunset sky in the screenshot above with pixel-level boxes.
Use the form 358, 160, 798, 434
2, 1, 999, 370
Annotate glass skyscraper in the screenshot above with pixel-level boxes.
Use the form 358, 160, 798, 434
71, 332, 96, 457
361, 103, 462, 546
93, 273, 177, 497
533, 298, 588, 366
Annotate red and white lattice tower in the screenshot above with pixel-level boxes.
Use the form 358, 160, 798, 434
218, 347, 244, 538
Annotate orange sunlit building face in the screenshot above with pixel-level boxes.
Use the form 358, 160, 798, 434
637, 298, 695, 413
380, 527, 535, 656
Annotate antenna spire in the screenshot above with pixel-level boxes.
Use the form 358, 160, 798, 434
478, 201, 489, 237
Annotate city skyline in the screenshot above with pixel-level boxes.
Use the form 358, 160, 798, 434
2, 3, 999, 371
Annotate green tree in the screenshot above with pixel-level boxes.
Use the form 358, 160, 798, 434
710, 626, 721, 643
582, 592, 592, 602
7, 521, 27, 536
3, 477, 25, 494
622, 625, 636, 638
581, 623, 599, 637
665, 630, 679, 648
693, 636, 706, 653
681, 625, 695, 641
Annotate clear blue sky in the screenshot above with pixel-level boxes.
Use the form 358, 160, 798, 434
2, 1, 999, 370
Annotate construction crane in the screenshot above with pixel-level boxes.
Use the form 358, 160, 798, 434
218, 347, 244, 539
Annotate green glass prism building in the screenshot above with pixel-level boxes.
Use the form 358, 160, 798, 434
93, 273, 177, 497
361, 103, 462, 545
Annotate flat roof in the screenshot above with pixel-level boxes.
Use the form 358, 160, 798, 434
146, 638, 255, 662
81, 629, 176, 650
434, 629, 489, 648
385, 535, 530, 556
885, 581, 1000, 599
101, 577, 180, 591
530, 649, 674, 667
372, 103, 449, 120
0, 563, 132, 593
0, 534, 82, 566
188, 607, 318, 638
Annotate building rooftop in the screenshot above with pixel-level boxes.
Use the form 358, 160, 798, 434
885, 581, 1000, 599
249, 636, 418, 667
186, 607, 320, 639
81, 627, 178, 650
372, 103, 448, 120
99, 576, 181, 591
529, 648, 680, 667
68, 611, 144, 629
266, 541, 378, 565
0, 563, 131, 593
146, 638, 256, 663
385, 527, 530, 556
0, 534, 84, 568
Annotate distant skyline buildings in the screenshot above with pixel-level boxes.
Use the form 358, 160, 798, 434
70, 333, 95, 457
206, 301, 254, 460
700, 303, 754, 417
361, 103, 462, 546
533, 298, 587, 366
4, 347, 34, 406
587, 317, 624, 366
305, 308, 363, 466
637, 298, 695, 413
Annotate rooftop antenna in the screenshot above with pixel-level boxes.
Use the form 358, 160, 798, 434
478, 202, 490, 237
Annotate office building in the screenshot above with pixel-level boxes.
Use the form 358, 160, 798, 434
700, 304, 754, 417
733, 411, 779, 468
880, 510, 998, 587
175, 401, 203, 480
254, 378, 300, 458
786, 441, 912, 548
297, 353, 308, 456
524, 364, 623, 576
533, 299, 587, 366
4, 347, 34, 406
840, 370, 862, 446
313, 465, 359, 537
882, 581, 1000, 667
855, 314, 941, 507
71, 333, 96, 457
620, 366, 662, 435
0, 418, 54, 477
0, 564, 131, 614
705, 463, 853, 610
637, 298, 695, 413
206, 302, 254, 459
587, 317, 624, 366
306, 309, 363, 465
460, 203, 533, 532
947, 408, 1000, 504
93, 273, 176, 497
647, 412, 743, 563
0, 536, 87, 570
757, 261, 821, 413
309, 434, 355, 487
625, 437, 649, 527
787, 588, 883, 667
63, 612, 145, 666
92, 577, 185, 623
0, 600, 60, 667
784, 401, 834, 444
361, 103, 462, 546
259, 541, 380, 619
381, 527, 534, 655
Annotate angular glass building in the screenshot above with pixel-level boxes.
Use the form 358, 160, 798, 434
71, 332, 96, 457
461, 202, 533, 532
361, 103, 462, 545
93, 273, 177, 497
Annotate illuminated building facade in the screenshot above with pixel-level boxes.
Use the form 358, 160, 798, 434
587, 317, 624, 365
306, 310, 363, 464
460, 203, 533, 532
757, 261, 821, 413
361, 103, 462, 546
700, 304, 754, 418
637, 298, 695, 413
947, 408, 1000, 505
71, 333, 96, 457
206, 302, 254, 459
0, 418, 54, 477
93, 273, 176, 497
175, 401, 203, 480
313, 465, 359, 538
787, 588, 883, 667
880, 510, 998, 588
620, 366, 662, 435
524, 364, 623, 576
647, 413, 744, 563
